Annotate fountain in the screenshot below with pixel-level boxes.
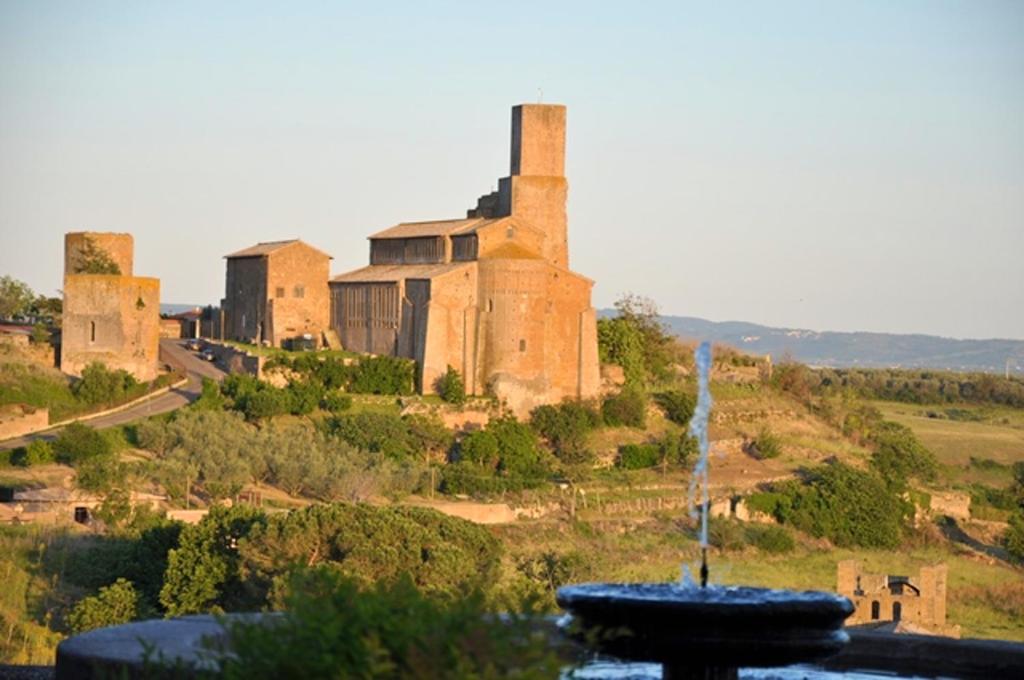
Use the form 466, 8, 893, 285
557, 342, 855, 679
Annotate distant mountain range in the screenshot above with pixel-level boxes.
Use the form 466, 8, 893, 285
165, 302, 1022, 375
600, 311, 1024, 375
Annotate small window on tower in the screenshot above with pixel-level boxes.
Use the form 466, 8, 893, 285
275, 287, 285, 298
90, 321, 96, 343
519, 339, 526, 352
506, 227, 515, 239
294, 285, 305, 298
487, 299, 494, 312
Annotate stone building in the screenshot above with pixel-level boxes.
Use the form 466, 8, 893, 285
221, 240, 331, 348
837, 560, 960, 637
329, 104, 600, 414
61, 232, 160, 381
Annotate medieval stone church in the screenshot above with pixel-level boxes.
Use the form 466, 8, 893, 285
329, 104, 600, 413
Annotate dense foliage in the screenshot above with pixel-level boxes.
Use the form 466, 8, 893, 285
219, 569, 560, 680
529, 400, 601, 464
68, 578, 141, 634
750, 462, 908, 548
436, 366, 467, 405
597, 294, 679, 386
773, 362, 1024, 408
602, 387, 647, 428
654, 389, 697, 426
442, 417, 548, 496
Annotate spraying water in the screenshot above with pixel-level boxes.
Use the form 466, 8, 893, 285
686, 341, 713, 588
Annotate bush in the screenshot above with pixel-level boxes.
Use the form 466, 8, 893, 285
53, 422, 113, 465
348, 355, 414, 395
488, 417, 546, 480
73, 362, 138, 406
530, 401, 601, 462
436, 366, 466, 405
327, 412, 416, 459
745, 525, 795, 554
243, 387, 291, 421
869, 421, 938, 489
747, 427, 782, 460
1006, 513, 1024, 563
238, 504, 503, 600
617, 443, 660, 470
11, 440, 54, 467
459, 430, 499, 468
658, 429, 697, 468
655, 389, 696, 426
68, 578, 141, 634
285, 380, 322, 416
602, 387, 647, 428
160, 505, 268, 616
708, 518, 746, 551
775, 463, 908, 548
218, 569, 559, 680
320, 390, 352, 413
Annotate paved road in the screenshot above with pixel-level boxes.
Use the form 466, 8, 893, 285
0, 339, 228, 450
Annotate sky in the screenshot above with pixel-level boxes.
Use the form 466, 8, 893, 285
1, 1, 1022, 340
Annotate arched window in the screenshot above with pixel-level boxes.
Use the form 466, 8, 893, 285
892, 602, 902, 622
870, 601, 880, 620
90, 321, 96, 343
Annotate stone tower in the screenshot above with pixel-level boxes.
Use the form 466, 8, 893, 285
61, 232, 160, 381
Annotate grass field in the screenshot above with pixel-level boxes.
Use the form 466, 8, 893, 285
873, 401, 1024, 486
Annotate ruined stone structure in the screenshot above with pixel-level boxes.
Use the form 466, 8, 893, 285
222, 240, 331, 348
329, 104, 600, 413
61, 232, 160, 381
837, 561, 960, 637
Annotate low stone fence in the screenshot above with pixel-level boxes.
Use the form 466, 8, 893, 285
0, 405, 49, 440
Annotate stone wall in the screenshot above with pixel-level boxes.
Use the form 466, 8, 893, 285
206, 341, 265, 378
159, 319, 182, 339
0, 405, 48, 440
61, 274, 160, 381
265, 243, 331, 346
223, 257, 267, 343
837, 560, 959, 637
930, 491, 971, 520
64, 232, 133, 275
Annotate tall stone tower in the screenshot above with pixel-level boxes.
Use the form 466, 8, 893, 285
61, 232, 160, 381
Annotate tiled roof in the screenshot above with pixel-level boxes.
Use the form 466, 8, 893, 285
330, 262, 473, 284
368, 218, 492, 240
225, 240, 332, 259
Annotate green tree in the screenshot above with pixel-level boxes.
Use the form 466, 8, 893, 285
459, 430, 499, 468
655, 389, 697, 426
869, 421, 938, 490
160, 505, 268, 616
219, 569, 559, 680
602, 387, 647, 428
30, 323, 51, 345
53, 422, 113, 465
73, 362, 137, 406
530, 401, 601, 463
1006, 513, 1024, 562
0, 275, 35, 319
68, 578, 140, 634
73, 236, 122, 274
436, 365, 467, 405
238, 504, 502, 603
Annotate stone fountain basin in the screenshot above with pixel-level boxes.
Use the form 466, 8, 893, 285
557, 583, 855, 669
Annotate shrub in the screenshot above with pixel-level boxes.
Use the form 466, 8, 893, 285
602, 387, 647, 428
243, 387, 291, 421
488, 417, 546, 480
658, 429, 697, 468
312, 357, 349, 390
73, 362, 138, 406
708, 518, 746, 551
218, 569, 559, 680
348, 355, 414, 395
327, 412, 416, 459
436, 366, 466, 405
745, 524, 795, 554
11, 440, 54, 467
747, 427, 782, 460
320, 390, 352, 413
530, 401, 601, 462
869, 420, 938, 489
617, 443, 660, 470
1006, 513, 1024, 563
238, 503, 503, 600
777, 463, 908, 548
286, 380, 322, 416
655, 389, 696, 426
53, 422, 113, 465
459, 430, 499, 468
160, 505, 268, 616
68, 578, 140, 634
192, 377, 227, 411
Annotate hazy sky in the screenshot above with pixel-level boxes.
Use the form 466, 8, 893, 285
1, 1, 1022, 339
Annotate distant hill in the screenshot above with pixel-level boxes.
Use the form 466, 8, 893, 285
599, 311, 1024, 375
160, 304, 204, 316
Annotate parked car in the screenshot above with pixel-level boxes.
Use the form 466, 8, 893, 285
199, 349, 216, 362
185, 339, 203, 351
